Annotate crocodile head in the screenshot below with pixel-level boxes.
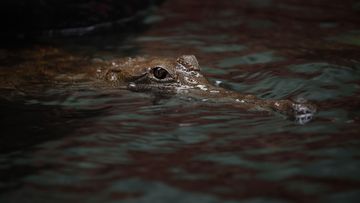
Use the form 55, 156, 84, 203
98, 55, 316, 124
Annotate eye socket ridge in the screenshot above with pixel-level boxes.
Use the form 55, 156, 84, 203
151, 67, 170, 80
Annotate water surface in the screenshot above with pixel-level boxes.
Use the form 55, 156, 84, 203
1, 0, 360, 202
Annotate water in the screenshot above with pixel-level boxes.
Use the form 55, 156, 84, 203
1, 0, 360, 202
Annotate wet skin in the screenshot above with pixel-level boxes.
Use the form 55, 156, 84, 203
0, 49, 316, 124
95, 55, 316, 124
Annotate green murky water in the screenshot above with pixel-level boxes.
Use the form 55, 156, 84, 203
1, 0, 360, 203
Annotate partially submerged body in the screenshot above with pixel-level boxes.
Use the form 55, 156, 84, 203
0, 48, 316, 124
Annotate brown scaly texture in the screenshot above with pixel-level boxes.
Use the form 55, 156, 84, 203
0, 47, 316, 123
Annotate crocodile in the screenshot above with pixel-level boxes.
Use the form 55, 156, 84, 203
0, 48, 316, 124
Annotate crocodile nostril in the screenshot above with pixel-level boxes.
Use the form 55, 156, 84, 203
153, 67, 168, 79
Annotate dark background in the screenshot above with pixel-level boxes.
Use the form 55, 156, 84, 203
0, 0, 164, 39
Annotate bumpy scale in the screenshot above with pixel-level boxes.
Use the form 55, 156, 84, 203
0, 48, 316, 124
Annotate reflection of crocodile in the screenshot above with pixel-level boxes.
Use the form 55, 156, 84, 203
0, 48, 316, 124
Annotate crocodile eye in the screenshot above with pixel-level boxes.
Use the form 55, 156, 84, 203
152, 67, 169, 79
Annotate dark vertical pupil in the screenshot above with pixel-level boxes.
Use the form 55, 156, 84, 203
153, 67, 168, 79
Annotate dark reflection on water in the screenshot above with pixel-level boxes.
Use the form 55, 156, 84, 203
1, 0, 360, 203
